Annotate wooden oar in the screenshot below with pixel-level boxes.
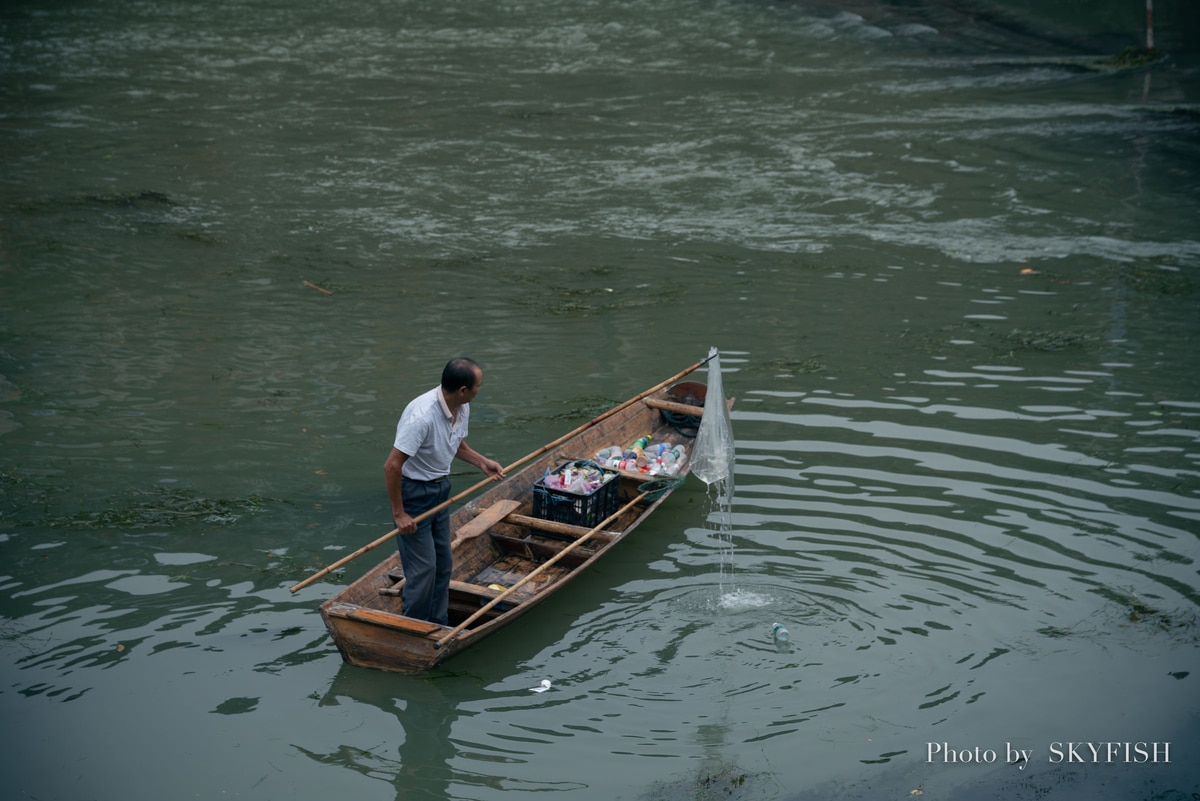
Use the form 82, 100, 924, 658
288, 355, 714, 594
434, 489, 651, 649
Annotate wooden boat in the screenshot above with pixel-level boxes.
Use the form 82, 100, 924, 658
311, 363, 727, 674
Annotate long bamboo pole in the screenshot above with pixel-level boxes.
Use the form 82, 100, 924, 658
288, 355, 714, 594
434, 490, 650, 649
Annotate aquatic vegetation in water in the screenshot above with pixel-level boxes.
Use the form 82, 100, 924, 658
1116, 264, 1196, 296
761, 355, 826, 375
643, 765, 765, 801
175, 229, 226, 245
495, 395, 623, 433
44, 486, 277, 529
83, 190, 178, 207
10, 190, 178, 214
1123, 599, 1196, 635
1004, 328, 1096, 352
1099, 46, 1164, 70
1039, 591, 1198, 645
1000, 48, 1166, 74
549, 395, 620, 422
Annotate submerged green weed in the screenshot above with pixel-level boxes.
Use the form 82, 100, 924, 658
1100, 46, 1164, 70
643, 765, 768, 801
44, 486, 276, 529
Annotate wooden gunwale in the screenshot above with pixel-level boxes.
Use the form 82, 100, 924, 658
318, 377, 726, 674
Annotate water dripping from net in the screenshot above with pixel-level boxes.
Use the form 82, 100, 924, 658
706, 478, 751, 609
689, 348, 753, 609
710, 495, 771, 611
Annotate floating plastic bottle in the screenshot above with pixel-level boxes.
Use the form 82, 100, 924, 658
772, 622, 790, 643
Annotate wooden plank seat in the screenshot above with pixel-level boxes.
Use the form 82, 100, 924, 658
449, 579, 509, 599
323, 602, 444, 635
447, 558, 567, 614
507, 513, 621, 543
643, 397, 705, 417
377, 579, 525, 623
379, 578, 536, 600
447, 580, 516, 618
489, 533, 594, 569
452, 499, 522, 544
380, 569, 566, 604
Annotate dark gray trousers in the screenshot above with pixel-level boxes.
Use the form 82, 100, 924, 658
395, 476, 452, 625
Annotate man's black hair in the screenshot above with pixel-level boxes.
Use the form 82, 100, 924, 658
441, 357, 481, 392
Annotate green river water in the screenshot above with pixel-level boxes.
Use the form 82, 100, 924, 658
2, 0, 1199, 799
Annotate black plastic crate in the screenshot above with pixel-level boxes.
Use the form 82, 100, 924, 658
532, 460, 620, 528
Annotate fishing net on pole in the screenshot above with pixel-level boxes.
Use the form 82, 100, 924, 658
689, 347, 735, 495
638, 475, 685, 502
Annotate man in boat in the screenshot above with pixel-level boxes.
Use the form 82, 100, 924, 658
384, 357, 506, 624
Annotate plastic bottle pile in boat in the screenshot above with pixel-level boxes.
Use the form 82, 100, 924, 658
593, 435, 688, 476
539, 461, 616, 495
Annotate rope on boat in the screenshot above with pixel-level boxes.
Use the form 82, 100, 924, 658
661, 410, 701, 438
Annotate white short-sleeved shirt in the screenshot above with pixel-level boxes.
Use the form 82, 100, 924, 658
393, 386, 469, 481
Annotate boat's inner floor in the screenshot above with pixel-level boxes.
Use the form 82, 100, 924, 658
374, 474, 654, 629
